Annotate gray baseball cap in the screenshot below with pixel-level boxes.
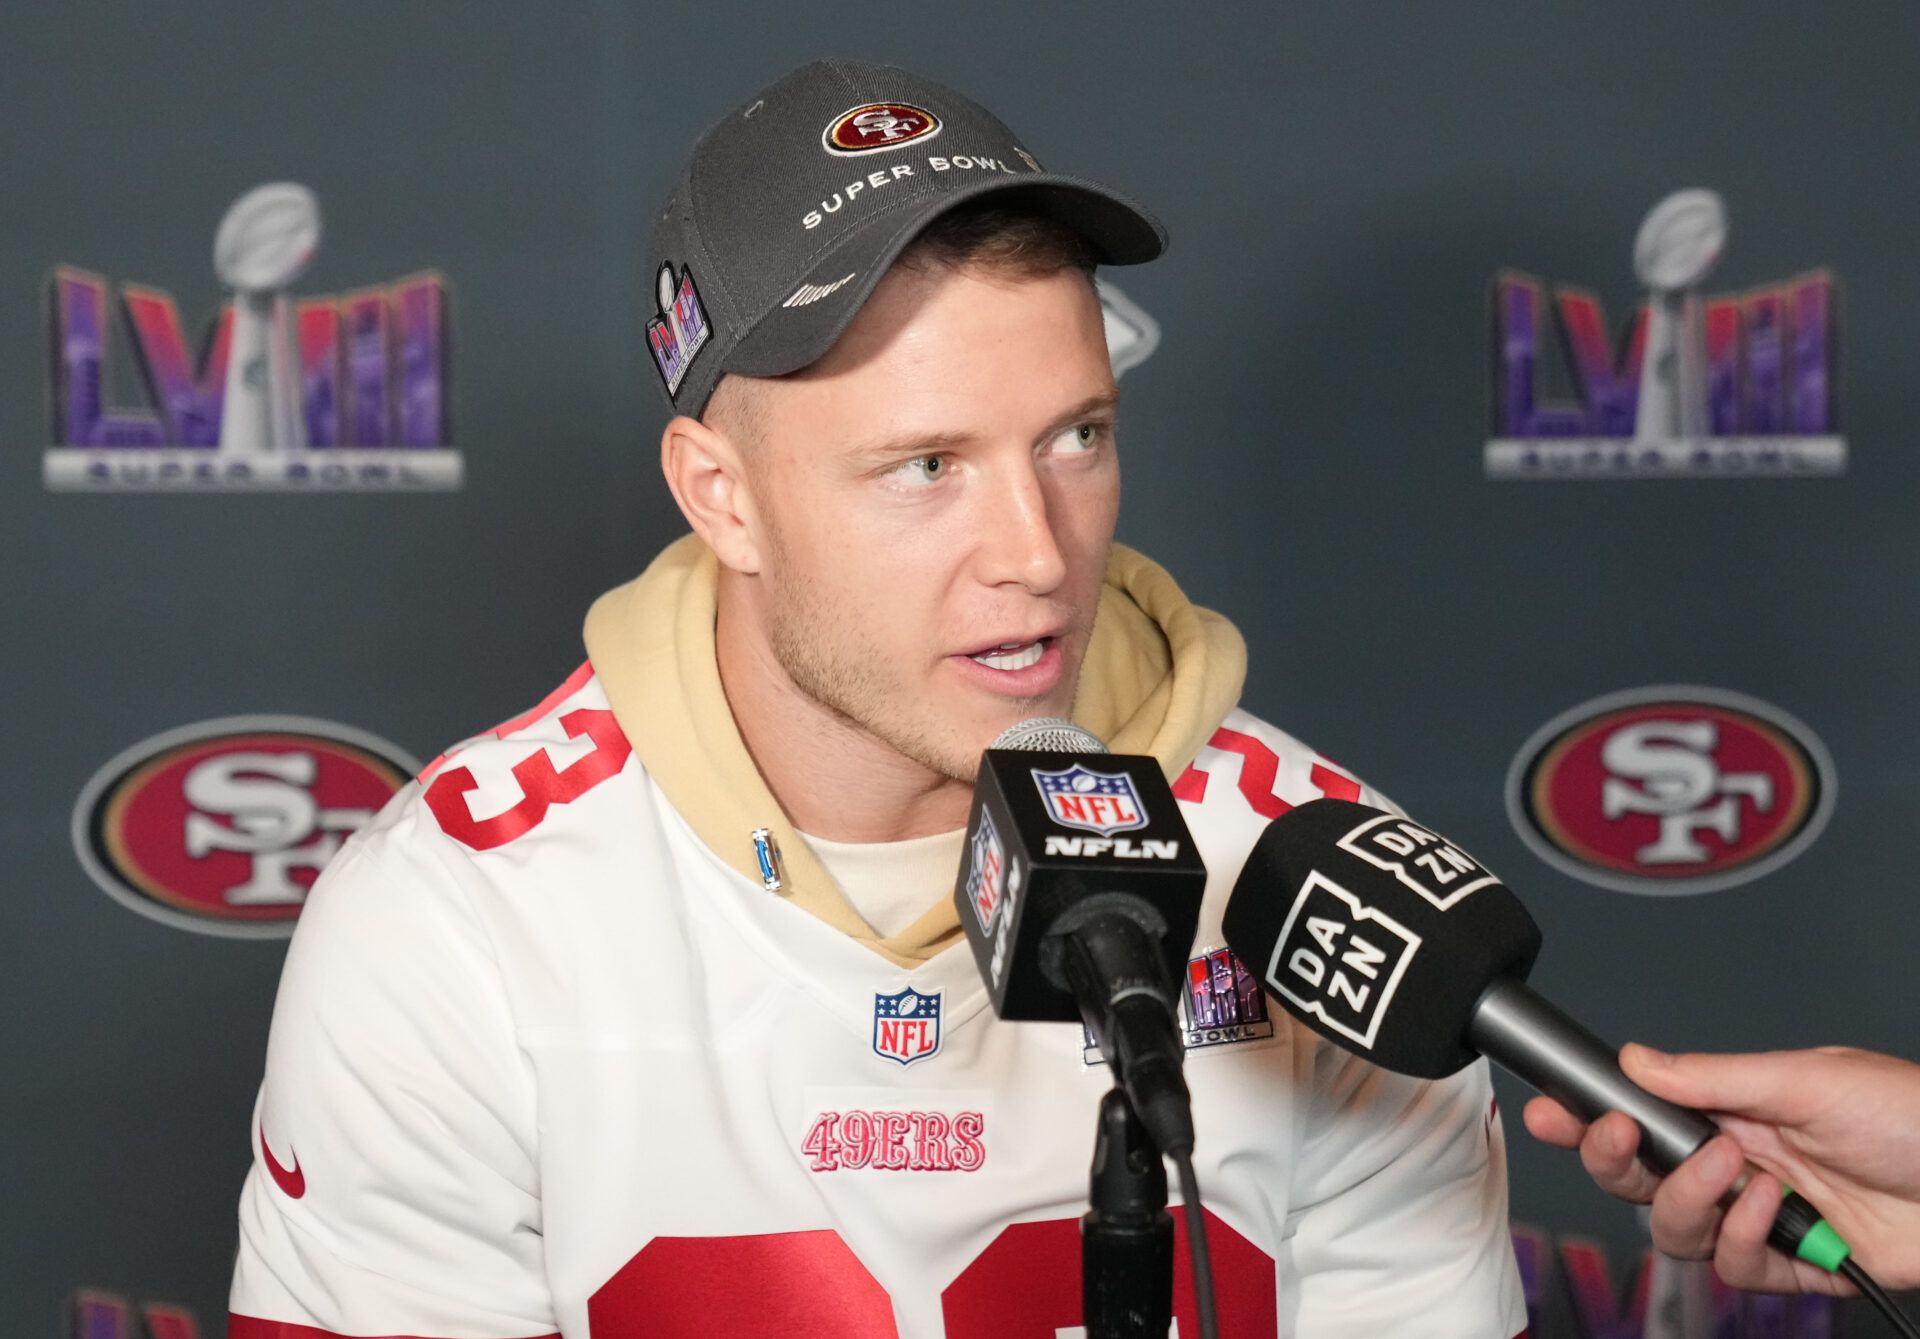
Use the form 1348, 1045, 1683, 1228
643, 58, 1168, 417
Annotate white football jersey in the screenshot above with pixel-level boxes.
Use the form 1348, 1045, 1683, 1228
231, 667, 1528, 1339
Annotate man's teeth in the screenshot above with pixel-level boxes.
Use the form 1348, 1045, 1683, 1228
970, 640, 1045, 671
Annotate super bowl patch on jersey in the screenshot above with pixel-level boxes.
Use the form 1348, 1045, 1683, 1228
1083, 947, 1275, 1064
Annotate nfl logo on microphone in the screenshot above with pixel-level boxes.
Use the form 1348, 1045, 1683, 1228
1032, 765, 1148, 837
872, 988, 942, 1068
965, 808, 1005, 933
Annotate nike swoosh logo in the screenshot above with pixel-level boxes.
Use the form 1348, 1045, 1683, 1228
260, 1120, 306, 1199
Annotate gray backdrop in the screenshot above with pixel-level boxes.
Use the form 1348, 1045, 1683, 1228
6, 2, 1915, 1335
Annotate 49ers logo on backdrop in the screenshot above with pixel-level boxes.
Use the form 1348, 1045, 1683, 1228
72, 717, 417, 937
1507, 686, 1835, 895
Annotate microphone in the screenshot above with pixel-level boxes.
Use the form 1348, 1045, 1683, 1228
1220, 797, 1851, 1273
954, 717, 1206, 1156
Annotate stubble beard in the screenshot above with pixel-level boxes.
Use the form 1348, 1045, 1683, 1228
763, 575, 971, 783
760, 555, 1071, 787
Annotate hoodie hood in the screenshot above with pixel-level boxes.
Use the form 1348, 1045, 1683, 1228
582, 534, 1246, 968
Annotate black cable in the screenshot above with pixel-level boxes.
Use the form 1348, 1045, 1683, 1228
1170, 1152, 1220, 1339
1838, 1258, 1920, 1339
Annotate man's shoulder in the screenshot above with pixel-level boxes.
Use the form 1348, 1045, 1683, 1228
399, 660, 644, 858
1175, 704, 1387, 839
306, 661, 650, 913
413, 661, 610, 792
288, 662, 660, 966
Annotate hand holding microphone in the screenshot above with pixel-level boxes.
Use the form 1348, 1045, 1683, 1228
1219, 798, 1920, 1335
1525, 1042, 1920, 1295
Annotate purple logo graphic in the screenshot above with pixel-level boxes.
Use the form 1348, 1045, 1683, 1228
43, 183, 458, 491
1487, 190, 1843, 479
50, 271, 448, 449
1086, 946, 1274, 1063
647, 262, 711, 398
1184, 947, 1269, 1033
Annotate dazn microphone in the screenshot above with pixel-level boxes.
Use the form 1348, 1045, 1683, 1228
1221, 798, 1853, 1277
955, 717, 1206, 1156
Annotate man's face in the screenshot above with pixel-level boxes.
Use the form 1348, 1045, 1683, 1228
735, 262, 1120, 783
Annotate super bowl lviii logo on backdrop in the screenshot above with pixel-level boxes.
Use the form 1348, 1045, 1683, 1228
1486, 189, 1843, 479
44, 182, 460, 491
72, 717, 418, 936
1507, 687, 1834, 895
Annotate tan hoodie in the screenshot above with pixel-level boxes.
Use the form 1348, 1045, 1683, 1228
583, 534, 1246, 969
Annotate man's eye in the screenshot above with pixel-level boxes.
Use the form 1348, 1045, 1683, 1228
1050, 422, 1106, 454
889, 455, 948, 485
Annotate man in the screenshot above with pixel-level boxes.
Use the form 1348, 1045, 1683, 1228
231, 60, 1526, 1337
1526, 1043, 1920, 1296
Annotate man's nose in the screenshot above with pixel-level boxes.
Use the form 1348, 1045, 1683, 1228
975, 460, 1068, 595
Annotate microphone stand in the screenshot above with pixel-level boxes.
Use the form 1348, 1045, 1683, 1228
1082, 1086, 1175, 1339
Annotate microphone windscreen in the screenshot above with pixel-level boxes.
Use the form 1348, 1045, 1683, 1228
1221, 799, 1542, 1078
990, 717, 1109, 754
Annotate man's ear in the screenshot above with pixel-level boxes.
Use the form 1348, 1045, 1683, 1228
660, 414, 763, 575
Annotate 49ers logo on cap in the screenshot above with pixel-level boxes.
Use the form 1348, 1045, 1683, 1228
1507, 686, 1834, 896
823, 102, 941, 154
72, 716, 417, 937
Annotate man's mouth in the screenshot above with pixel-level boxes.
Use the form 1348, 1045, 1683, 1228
951, 627, 1070, 696
967, 638, 1048, 672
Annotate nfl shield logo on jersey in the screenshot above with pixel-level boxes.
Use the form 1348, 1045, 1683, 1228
1032, 764, 1148, 837
872, 988, 942, 1067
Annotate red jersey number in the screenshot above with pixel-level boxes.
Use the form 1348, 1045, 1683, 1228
424, 708, 631, 851
589, 1230, 896, 1338
943, 1209, 1277, 1337
1172, 727, 1360, 818
586, 1211, 1276, 1337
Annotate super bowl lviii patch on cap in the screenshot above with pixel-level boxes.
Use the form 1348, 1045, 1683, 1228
643, 58, 1167, 416
647, 262, 711, 397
